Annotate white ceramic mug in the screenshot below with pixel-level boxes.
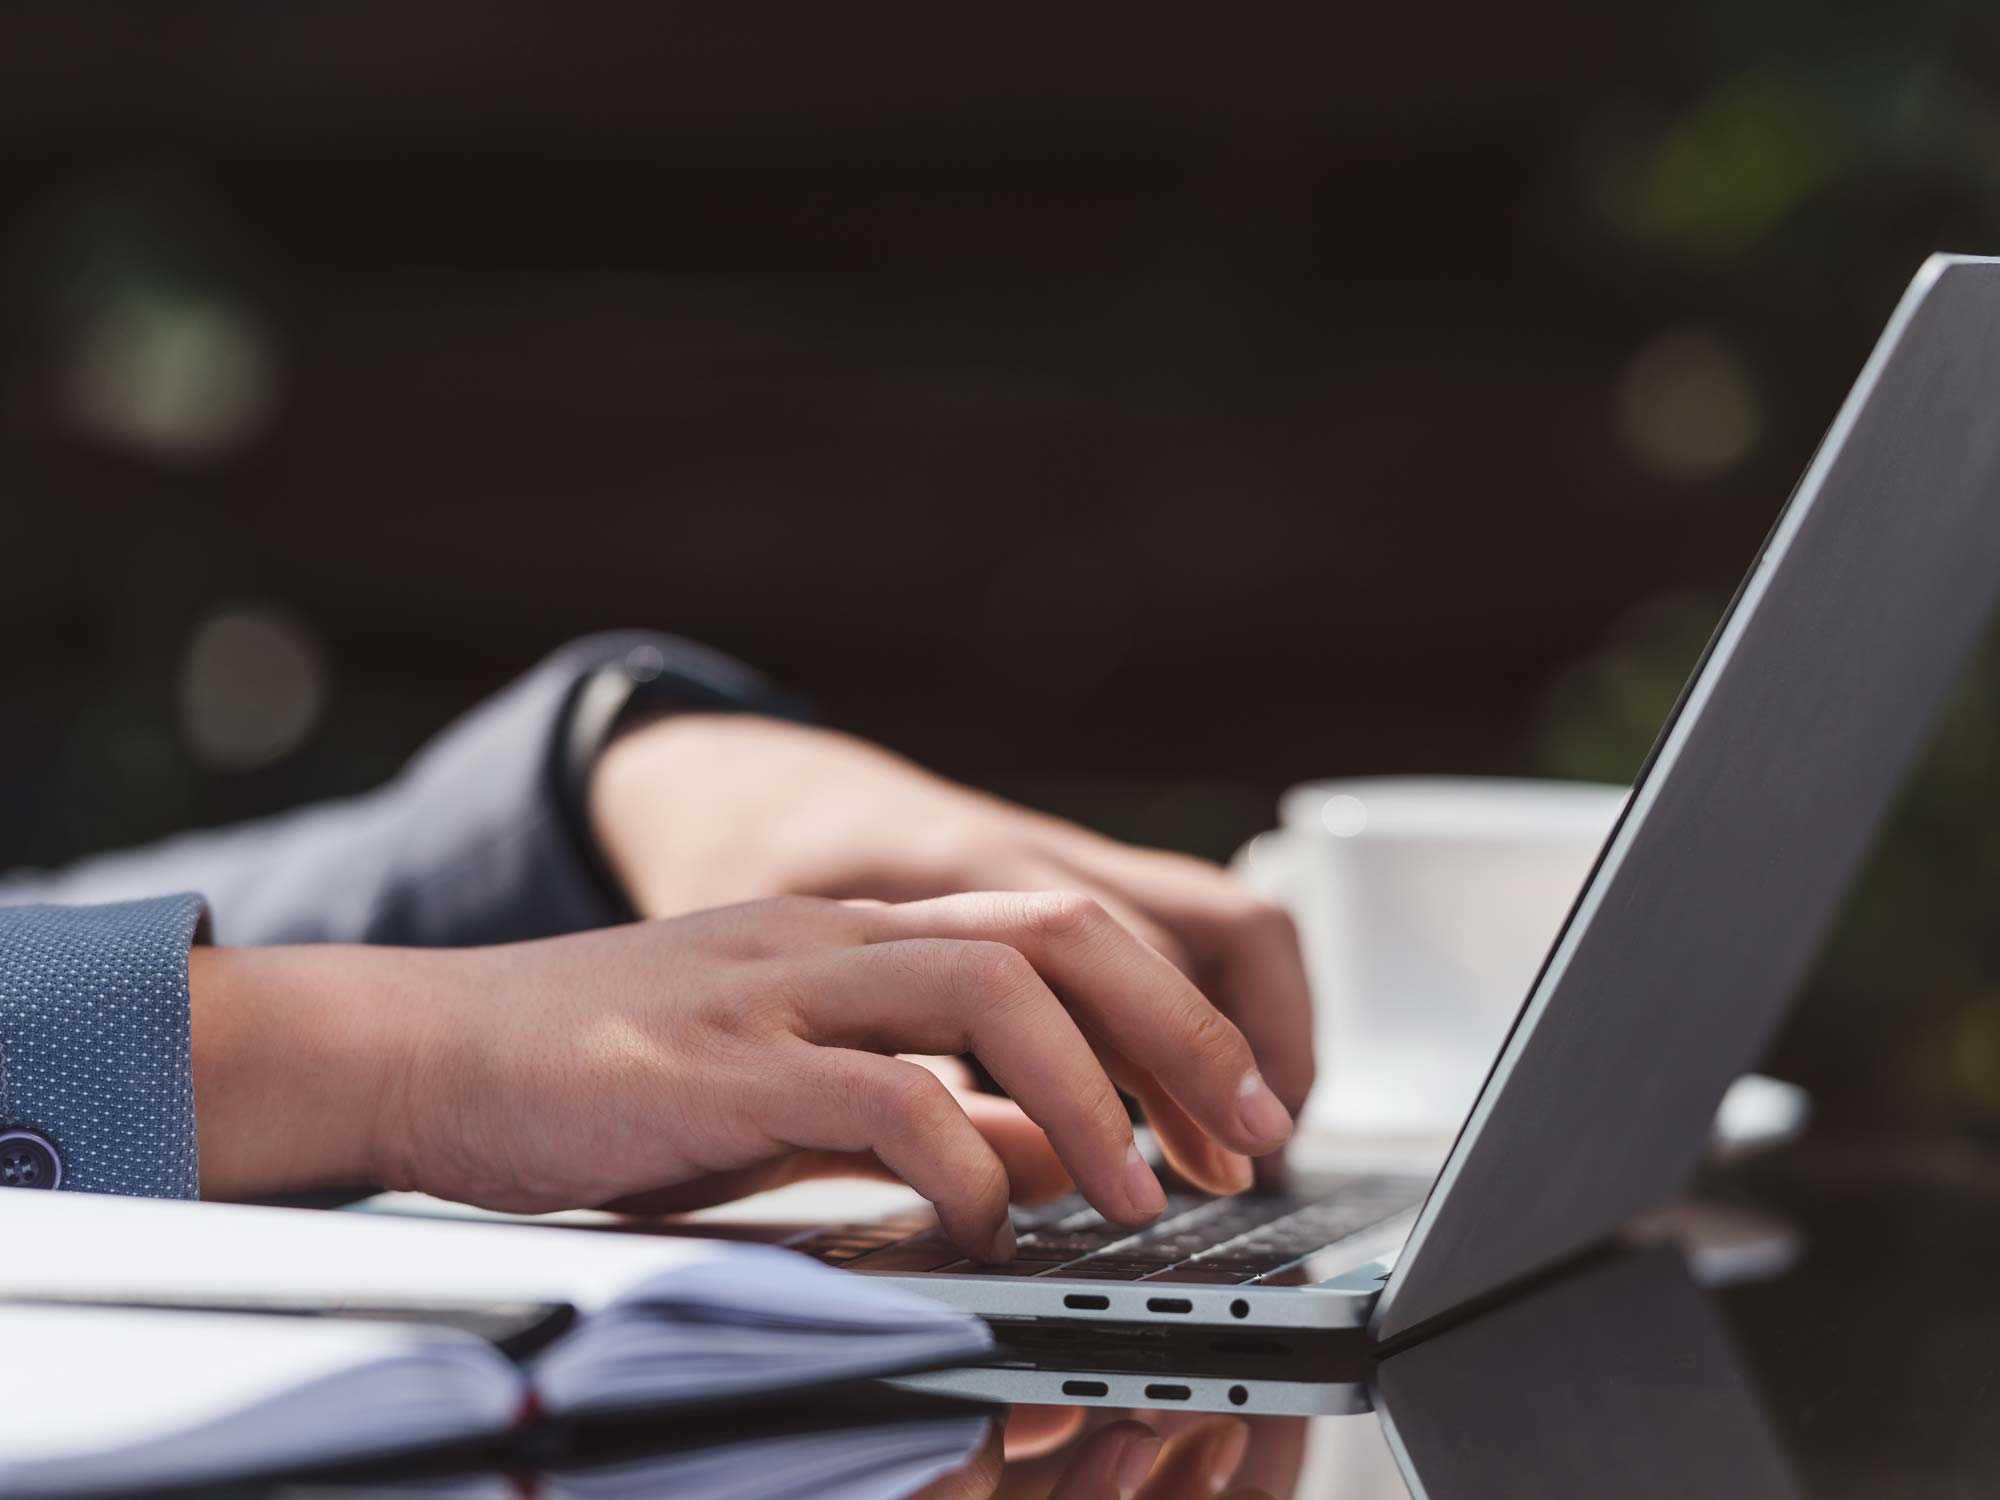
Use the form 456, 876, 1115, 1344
1234, 777, 1629, 1137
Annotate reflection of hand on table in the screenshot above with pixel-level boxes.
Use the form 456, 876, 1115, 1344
917, 1404, 1308, 1500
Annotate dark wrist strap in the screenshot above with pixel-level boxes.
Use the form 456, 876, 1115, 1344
556, 641, 813, 921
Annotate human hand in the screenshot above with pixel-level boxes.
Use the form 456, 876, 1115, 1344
191, 891, 1293, 1258
915, 1403, 1308, 1500
590, 715, 1315, 1192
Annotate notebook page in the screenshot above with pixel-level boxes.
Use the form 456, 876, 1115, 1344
3, 1190, 990, 1416
0, 1305, 516, 1493
1, 1189, 732, 1313
547, 1414, 994, 1500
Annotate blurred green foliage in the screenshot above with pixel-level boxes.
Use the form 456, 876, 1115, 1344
1601, 70, 1844, 262
1537, 0, 2000, 1127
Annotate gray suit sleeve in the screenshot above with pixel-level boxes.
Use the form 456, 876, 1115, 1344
0, 631, 796, 1198
1, 630, 795, 945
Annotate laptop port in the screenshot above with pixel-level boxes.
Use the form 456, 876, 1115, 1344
1063, 1294, 1110, 1311
1061, 1380, 1109, 1398
1146, 1297, 1193, 1314
1144, 1384, 1192, 1402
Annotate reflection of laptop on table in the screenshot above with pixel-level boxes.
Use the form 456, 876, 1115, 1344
1375, 1245, 1800, 1499
748, 254, 2000, 1346
897, 1244, 1800, 1500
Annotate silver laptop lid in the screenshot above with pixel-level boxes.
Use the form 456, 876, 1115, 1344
1372, 254, 2000, 1343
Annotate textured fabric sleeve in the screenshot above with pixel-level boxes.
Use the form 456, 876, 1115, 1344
0, 895, 206, 1197
0, 631, 801, 946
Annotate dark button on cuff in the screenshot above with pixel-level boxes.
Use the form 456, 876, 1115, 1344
0, 1128, 63, 1190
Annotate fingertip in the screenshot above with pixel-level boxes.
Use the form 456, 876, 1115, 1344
1121, 1142, 1168, 1222
1219, 1148, 1255, 1195
1197, 1417, 1252, 1484
1235, 1072, 1294, 1151
979, 1218, 1018, 1263
1002, 1403, 1087, 1460
1116, 1431, 1163, 1494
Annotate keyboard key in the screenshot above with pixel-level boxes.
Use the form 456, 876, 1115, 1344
1011, 1196, 1089, 1230
792, 1228, 907, 1255
1017, 1229, 1140, 1256
847, 1177, 1427, 1281
845, 1236, 965, 1273
934, 1258, 1075, 1277
1075, 1242, 1186, 1267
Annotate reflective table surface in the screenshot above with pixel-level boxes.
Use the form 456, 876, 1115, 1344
246, 1134, 1999, 1499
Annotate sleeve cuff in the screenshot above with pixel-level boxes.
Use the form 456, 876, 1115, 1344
0, 894, 206, 1199
358, 631, 805, 944
555, 634, 815, 922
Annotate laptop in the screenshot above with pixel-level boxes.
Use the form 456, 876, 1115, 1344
738, 253, 2000, 1347
892, 1243, 1799, 1500
883, 1199, 1798, 1418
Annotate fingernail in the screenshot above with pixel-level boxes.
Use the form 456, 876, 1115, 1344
1217, 1147, 1254, 1194
1237, 1072, 1294, 1147
1123, 1143, 1167, 1220
1117, 1433, 1162, 1495
984, 1219, 1017, 1263
1195, 1419, 1250, 1493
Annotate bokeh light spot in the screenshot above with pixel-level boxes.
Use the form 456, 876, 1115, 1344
60, 287, 281, 465
1614, 325, 1762, 485
178, 606, 328, 771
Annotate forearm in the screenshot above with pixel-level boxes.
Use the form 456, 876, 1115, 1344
188, 945, 445, 1201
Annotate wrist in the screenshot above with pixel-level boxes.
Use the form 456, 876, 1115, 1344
588, 711, 783, 914
189, 945, 437, 1199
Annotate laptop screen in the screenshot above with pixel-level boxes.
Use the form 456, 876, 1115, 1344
1374, 255, 2000, 1342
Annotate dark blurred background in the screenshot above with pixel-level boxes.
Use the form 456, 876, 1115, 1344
1, 3, 1996, 1133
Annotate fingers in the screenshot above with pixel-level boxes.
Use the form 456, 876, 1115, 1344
761, 1044, 1016, 1260
908, 1417, 1004, 1500
1064, 846, 1319, 1117
1225, 1416, 1309, 1499
904, 1054, 978, 1090
940, 860, 1201, 978
1135, 1417, 1248, 1500
1098, 1046, 1253, 1197
957, 1090, 1075, 1204
1048, 1421, 1163, 1500
898, 1055, 1077, 1202
1195, 900, 1316, 1118
598, 1152, 896, 1215
789, 941, 1165, 1226
1003, 1404, 1089, 1460
607, 1089, 1071, 1216
858, 893, 1294, 1160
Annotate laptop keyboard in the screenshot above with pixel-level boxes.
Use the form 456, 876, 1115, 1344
790, 1175, 1426, 1284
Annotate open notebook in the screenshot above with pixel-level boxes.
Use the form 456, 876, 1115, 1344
0, 1304, 517, 1495
540, 1414, 994, 1500
0, 1304, 994, 1498
0, 1191, 991, 1487
279, 1403, 999, 1500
